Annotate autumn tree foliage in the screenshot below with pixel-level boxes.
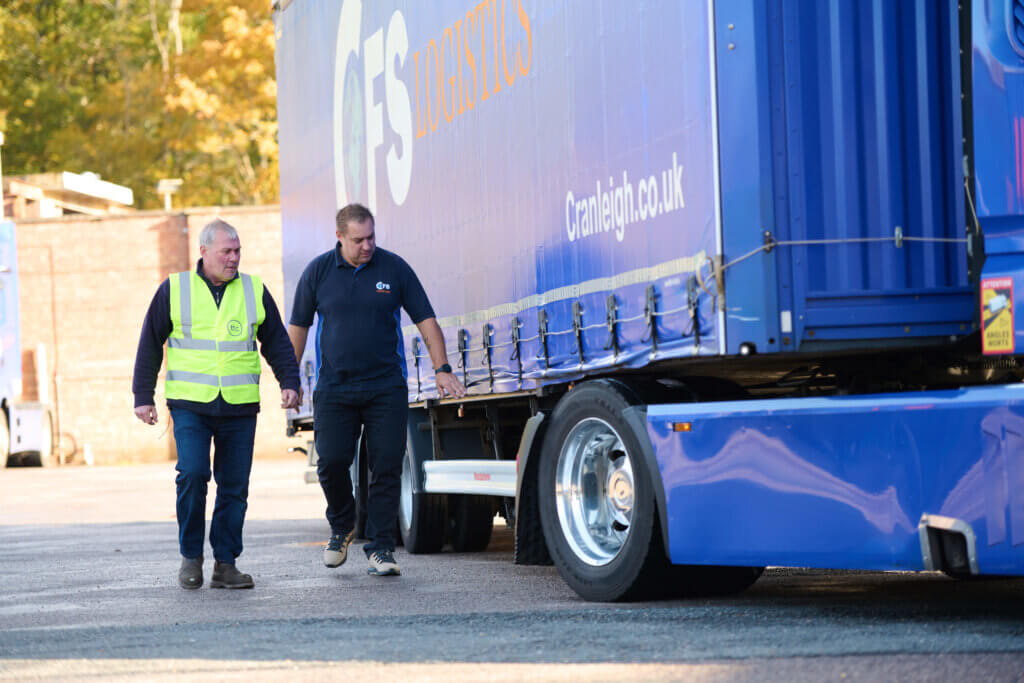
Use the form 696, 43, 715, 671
0, 0, 278, 209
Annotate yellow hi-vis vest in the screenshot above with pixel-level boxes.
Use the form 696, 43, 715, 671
166, 270, 266, 404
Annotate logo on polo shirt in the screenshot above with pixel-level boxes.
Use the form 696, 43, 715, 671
376, 281, 392, 293
227, 320, 243, 336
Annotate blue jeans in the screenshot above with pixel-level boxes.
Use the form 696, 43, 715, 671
313, 385, 408, 555
170, 407, 257, 564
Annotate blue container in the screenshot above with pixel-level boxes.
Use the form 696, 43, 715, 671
719, 0, 973, 354
972, 0, 1024, 354
275, 0, 985, 401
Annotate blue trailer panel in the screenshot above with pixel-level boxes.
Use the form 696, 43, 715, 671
972, 0, 1024, 353
275, 0, 977, 403
277, 0, 721, 401
719, 0, 972, 354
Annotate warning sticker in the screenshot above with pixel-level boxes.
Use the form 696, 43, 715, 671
981, 277, 1015, 355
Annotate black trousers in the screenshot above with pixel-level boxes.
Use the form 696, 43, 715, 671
313, 385, 408, 554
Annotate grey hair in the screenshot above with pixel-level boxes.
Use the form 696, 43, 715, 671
199, 219, 239, 247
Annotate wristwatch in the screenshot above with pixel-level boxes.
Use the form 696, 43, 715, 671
435, 363, 453, 374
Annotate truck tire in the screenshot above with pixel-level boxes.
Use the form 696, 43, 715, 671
448, 494, 494, 552
398, 445, 447, 553
0, 409, 9, 468
538, 380, 669, 601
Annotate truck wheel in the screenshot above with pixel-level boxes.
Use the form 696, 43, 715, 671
538, 381, 667, 601
398, 445, 447, 553
351, 439, 368, 540
0, 409, 9, 468
448, 494, 494, 552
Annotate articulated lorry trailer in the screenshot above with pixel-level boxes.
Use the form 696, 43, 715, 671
274, 0, 1024, 600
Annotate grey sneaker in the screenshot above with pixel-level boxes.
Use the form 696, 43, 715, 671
324, 529, 356, 568
210, 561, 254, 589
366, 549, 400, 576
178, 556, 203, 590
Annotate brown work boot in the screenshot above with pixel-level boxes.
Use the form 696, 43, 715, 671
178, 557, 203, 590
210, 561, 254, 589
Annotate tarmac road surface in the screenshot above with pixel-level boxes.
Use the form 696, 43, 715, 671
1, 460, 1023, 681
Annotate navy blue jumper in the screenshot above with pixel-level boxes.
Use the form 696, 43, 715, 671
290, 244, 435, 555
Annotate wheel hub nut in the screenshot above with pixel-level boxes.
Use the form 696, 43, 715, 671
608, 470, 633, 513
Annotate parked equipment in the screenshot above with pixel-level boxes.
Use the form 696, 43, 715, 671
0, 221, 57, 468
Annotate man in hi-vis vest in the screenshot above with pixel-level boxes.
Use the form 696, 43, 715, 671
133, 219, 300, 590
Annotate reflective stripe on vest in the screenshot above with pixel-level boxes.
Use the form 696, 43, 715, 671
168, 338, 257, 352
166, 271, 265, 404
166, 370, 261, 387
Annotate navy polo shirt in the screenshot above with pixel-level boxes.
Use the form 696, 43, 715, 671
290, 244, 435, 392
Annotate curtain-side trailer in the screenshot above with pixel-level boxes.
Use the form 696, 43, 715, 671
274, 0, 1024, 600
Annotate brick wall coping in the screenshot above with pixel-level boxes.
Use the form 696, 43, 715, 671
12, 205, 281, 225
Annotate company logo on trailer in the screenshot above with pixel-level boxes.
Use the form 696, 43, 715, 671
333, 0, 414, 215
333, 1, 533, 215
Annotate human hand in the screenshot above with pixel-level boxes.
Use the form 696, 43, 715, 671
134, 405, 158, 425
436, 371, 466, 399
281, 388, 300, 410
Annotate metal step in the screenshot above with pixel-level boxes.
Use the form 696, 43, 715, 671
422, 460, 516, 497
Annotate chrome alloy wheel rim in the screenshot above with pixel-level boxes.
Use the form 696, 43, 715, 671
554, 417, 634, 566
399, 450, 413, 528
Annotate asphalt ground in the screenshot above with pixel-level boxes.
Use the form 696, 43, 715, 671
1, 460, 1023, 682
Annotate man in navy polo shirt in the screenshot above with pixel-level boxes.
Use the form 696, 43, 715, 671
288, 203, 465, 577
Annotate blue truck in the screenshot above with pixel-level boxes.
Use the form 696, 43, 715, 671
274, 0, 1024, 600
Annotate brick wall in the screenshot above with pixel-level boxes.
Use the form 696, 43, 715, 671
15, 206, 299, 465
